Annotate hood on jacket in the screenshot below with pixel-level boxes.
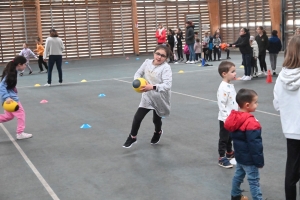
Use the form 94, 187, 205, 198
279, 68, 300, 91
224, 110, 258, 132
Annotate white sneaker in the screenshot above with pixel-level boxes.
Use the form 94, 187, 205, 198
243, 76, 252, 81
190, 61, 195, 64
253, 72, 258, 78
241, 75, 246, 80
44, 83, 51, 87
186, 61, 191, 64
257, 72, 263, 76
174, 62, 178, 64
264, 71, 268, 76
16, 132, 33, 140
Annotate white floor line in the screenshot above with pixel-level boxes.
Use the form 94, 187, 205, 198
0, 124, 60, 200
113, 79, 280, 117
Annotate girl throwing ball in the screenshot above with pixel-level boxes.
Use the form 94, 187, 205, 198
0, 56, 32, 139
123, 45, 172, 148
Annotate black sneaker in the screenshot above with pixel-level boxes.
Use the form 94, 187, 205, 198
227, 57, 231, 59
226, 151, 235, 160
151, 130, 163, 144
122, 135, 137, 148
273, 72, 276, 75
29, 71, 33, 75
19, 73, 23, 76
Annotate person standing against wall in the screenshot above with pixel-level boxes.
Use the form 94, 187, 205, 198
255, 26, 269, 76
43, 29, 65, 87
268, 30, 282, 75
156, 24, 166, 45
176, 28, 184, 62
185, 21, 195, 64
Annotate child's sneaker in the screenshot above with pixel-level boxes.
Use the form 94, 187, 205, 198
151, 130, 163, 144
19, 73, 23, 76
29, 71, 33, 75
218, 157, 233, 168
186, 61, 191, 64
44, 83, 51, 87
226, 151, 235, 160
39, 70, 45, 73
123, 135, 137, 148
231, 195, 248, 200
16, 132, 33, 140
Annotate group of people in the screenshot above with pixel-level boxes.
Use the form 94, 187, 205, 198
156, 22, 284, 82
18, 29, 64, 86
0, 29, 64, 140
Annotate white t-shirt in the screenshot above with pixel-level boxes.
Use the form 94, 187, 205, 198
217, 81, 238, 121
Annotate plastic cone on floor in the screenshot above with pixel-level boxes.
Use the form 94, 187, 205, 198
136, 57, 140, 60
126, 57, 129, 60
65, 61, 69, 64
240, 65, 244, 68
81, 79, 87, 82
80, 124, 91, 129
34, 84, 41, 87
40, 100, 48, 104
98, 94, 106, 97
178, 70, 184, 73
266, 70, 272, 83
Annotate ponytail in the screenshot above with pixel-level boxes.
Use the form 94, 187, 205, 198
1, 56, 26, 89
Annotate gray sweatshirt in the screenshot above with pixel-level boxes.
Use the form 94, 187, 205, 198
134, 59, 172, 117
43, 37, 65, 59
213, 38, 221, 47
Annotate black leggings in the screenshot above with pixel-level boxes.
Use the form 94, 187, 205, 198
258, 54, 267, 72
130, 107, 162, 137
177, 42, 183, 59
285, 139, 300, 200
38, 55, 48, 71
218, 120, 232, 157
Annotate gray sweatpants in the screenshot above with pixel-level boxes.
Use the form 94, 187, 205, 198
269, 53, 278, 71
21, 63, 33, 73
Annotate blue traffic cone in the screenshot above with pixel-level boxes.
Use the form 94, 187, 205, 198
81, 124, 91, 129
98, 94, 106, 97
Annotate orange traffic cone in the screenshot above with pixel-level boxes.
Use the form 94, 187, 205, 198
266, 70, 272, 83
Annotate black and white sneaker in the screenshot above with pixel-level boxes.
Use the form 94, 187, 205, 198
123, 135, 137, 148
19, 73, 23, 76
151, 130, 163, 144
29, 71, 33, 75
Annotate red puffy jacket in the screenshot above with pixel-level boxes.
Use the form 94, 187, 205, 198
156, 28, 166, 44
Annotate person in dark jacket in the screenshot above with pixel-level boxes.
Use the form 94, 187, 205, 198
268, 30, 282, 75
185, 21, 195, 64
255, 26, 269, 76
225, 88, 264, 200
167, 29, 176, 63
228, 28, 253, 81
176, 28, 184, 62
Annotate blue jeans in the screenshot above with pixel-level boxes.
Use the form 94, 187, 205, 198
232, 163, 263, 200
187, 43, 195, 61
48, 55, 63, 84
242, 53, 252, 76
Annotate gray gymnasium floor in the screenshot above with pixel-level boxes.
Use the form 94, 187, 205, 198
0, 52, 290, 200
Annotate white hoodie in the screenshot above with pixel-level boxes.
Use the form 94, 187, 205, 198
273, 67, 300, 139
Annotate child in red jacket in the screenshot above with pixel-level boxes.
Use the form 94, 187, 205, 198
225, 88, 264, 200
156, 24, 166, 45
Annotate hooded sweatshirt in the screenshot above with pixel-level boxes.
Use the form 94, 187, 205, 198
224, 110, 264, 168
268, 35, 282, 54
273, 68, 300, 139
230, 32, 252, 55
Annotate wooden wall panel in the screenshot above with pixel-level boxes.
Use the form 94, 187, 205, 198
220, 0, 272, 44
136, 0, 210, 53
284, 0, 300, 44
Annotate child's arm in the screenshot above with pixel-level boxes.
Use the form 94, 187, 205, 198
19, 50, 23, 56
0, 78, 11, 102
245, 120, 264, 168
155, 66, 172, 92
134, 60, 147, 79
29, 49, 38, 59
60, 39, 65, 51
217, 87, 230, 119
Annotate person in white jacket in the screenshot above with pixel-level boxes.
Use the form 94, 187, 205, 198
273, 35, 300, 200
250, 36, 259, 78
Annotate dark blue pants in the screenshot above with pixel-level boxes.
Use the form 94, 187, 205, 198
48, 55, 63, 84
242, 53, 252, 76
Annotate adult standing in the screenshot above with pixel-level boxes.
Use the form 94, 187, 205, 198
185, 21, 195, 64
268, 30, 282, 75
228, 28, 252, 81
43, 29, 64, 86
155, 24, 166, 45
255, 26, 269, 76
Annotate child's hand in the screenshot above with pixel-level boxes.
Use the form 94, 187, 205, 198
140, 83, 153, 92
5, 98, 13, 104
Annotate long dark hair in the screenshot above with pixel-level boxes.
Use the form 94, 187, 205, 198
1, 56, 26, 89
154, 45, 171, 59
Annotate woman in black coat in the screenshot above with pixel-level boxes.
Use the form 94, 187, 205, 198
228, 28, 253, 81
